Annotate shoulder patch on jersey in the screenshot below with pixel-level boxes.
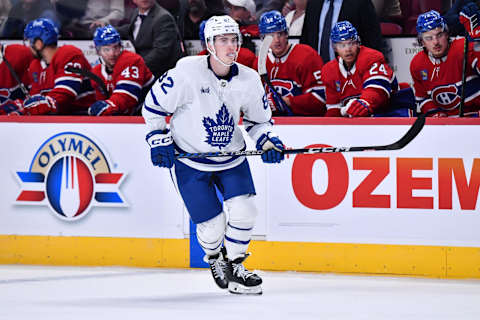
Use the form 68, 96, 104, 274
202, 104, 235, 149
335, 80, 341, 92
420, 69, 428, 81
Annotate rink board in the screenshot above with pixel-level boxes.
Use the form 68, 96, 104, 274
0, 116, 479, 278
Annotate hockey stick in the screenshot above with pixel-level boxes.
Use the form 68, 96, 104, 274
176, 113, 428, 159
65, 66, 110, 98
258, 35, 294, 115
0, 45, 31, 99
459, 33, 469, 117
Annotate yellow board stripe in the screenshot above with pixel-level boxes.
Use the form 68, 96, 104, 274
245, 241, 480, 279
0, 235, 189, 268
1, 235, 479, 279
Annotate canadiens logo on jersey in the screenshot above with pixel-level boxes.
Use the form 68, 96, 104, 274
203, 104, 234, 149
431, 84, 461, 110
14, 132, 127, 221
271, 79, 297, 97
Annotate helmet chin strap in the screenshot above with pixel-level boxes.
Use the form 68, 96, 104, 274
206, 39, 239, 67
30, 42, 44, 60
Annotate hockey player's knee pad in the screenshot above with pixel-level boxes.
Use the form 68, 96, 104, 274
225, 194, 258, 228
196, 211, 226, 254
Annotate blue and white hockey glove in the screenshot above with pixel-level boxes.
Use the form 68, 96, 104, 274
88, 100, 119, 116
460, 2, 480, 40
23, 94, 56, 115
256, 133, 285, 164
146, 129, 175, 168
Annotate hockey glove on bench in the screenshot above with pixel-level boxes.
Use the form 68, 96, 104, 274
88, 100, 119, 116
460, 3, 480, 40
23, 94, 57, 115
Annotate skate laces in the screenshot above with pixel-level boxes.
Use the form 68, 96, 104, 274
207, 256, 227, 279
232, 263, 255, 280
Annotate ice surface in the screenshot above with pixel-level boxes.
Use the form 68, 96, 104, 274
0, 265, 479, 320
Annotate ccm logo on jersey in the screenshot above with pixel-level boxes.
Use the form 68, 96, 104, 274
431, 84, 461, 110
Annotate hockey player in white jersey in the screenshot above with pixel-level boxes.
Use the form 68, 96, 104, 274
142, 15, 285, 295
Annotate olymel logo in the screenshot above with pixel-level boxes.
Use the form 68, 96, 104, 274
15, 132, 127, 221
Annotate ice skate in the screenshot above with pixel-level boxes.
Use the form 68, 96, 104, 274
225, 254, 262, 295
204, 248, 228, 289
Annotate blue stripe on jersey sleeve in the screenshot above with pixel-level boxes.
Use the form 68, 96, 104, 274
363, 78, 392, 93
56, 80, 81, 94
150, 90, 161, 106
115, 83, 141, 97
463, 77, 480, 99
144, 105, 171, 116
243, 118, 273, 132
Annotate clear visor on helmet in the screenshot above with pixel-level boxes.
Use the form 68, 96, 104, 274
98, 43, 122, 54
333, 39, 359, 49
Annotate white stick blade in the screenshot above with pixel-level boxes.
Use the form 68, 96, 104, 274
258, 35, 273, 76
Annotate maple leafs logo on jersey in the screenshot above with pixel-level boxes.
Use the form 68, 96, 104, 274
203, 104, 234, 149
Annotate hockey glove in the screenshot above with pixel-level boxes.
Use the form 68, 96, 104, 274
146, 129, 175, 168
88, 100, 119, 116
0, 99, 24, 115
341, 99, 373, 117
267, 90, 293, 115
266, 92, 278, 113
460, 2, 480, 40
256, 133, 285, 164
23, 95, 57, 115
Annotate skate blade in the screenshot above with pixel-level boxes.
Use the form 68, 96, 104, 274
227, 282, 262, 295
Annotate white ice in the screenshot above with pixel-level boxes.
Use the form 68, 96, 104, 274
0, 265, 479, 320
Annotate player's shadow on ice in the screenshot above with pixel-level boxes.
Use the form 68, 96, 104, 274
45, 292, 256, 308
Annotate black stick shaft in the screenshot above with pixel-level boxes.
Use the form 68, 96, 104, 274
176, 114, 427, 159
2, 49, 30, 99
459, 34, 468, 118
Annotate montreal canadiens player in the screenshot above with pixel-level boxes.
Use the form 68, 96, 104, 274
88, 25, 155, 116
410, 9, 480, 117
142, 15, 285, 295
322, 21, 398, 117
19, 18, 95, 115
255, 10, 325, 116
0, 43, 34, 115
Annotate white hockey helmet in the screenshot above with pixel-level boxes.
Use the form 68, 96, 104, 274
204, 15, 242, 66
204, 15, 241, 42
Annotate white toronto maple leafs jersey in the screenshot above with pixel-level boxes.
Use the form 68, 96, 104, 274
142, 55, 275, 171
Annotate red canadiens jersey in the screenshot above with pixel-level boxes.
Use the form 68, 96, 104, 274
0, 44, 33, 103
410, 38, 480, 116
322, 46, 398, 116
197, 48, 256, 70
91, 50, 155, 115
28, 45, 95, 114
254, 43, 326, 116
